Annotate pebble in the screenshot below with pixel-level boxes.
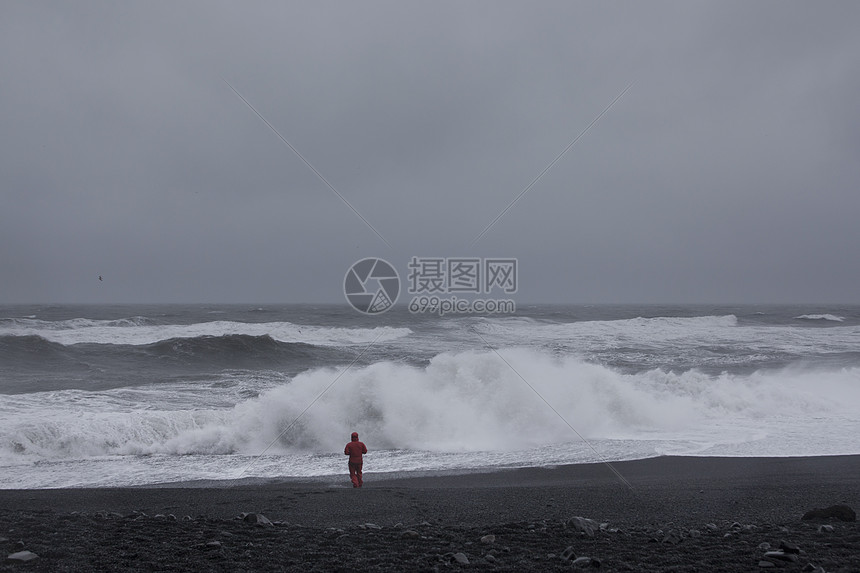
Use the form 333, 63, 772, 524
802, 504, 856, 522
758, 542, 771, 550
480, 534, 495, 544
817, 524, 834, 533
401, 530, 420, 539
568, 516, 598, 537
778, 540, 800, 554
758, 560, 776, 568
363, 523, 382, 530
485, 554, 497, 564
452, 552, 469, 565
7, 551, 38, 562
242, 513, 273, 527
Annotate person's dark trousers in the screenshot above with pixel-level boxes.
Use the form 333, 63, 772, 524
348, 462, 363, 487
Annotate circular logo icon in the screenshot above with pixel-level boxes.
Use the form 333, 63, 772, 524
344, 258, 400, 314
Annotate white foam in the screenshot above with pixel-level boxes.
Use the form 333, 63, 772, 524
795, 314, 845, 322
3, 349, 858, 464
0, 318, 411, 347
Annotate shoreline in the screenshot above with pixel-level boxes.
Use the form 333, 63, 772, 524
2, 455, 858, 571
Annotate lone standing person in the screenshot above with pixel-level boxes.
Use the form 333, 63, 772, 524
344, 431, 368, 488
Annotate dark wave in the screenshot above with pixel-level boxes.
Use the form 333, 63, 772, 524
0, 334, 352, 394
141, 334, 343, 364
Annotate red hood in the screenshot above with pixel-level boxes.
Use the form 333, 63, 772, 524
351, 432, 359, 441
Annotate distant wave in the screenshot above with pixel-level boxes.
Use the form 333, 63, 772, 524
794, 314, 845, 322
0, 319, 412, 347
0, 333, 348, 372
4, 347, 858, 461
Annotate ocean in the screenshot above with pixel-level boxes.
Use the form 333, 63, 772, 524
1, 304, 858, 488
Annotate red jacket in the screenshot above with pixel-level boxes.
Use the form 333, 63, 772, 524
344, 433, 367, 463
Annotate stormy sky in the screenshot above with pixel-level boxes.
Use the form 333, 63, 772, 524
2, 1, 858, 304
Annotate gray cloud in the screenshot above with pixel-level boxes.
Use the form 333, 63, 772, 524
2, 1, 858, 303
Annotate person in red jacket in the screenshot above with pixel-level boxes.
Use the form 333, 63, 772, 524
344, 431, 368, 488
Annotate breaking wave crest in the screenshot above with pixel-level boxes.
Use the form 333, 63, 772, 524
3, 348, 858, 462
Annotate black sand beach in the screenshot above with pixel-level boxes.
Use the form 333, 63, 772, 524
2, 456, 858, 571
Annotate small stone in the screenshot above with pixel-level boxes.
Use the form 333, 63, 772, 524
560, 546, 577, 560
569, 516, 599, 537
7, 551, 38, 562
182, 515, 193, 521
759, 561, 776, 568
705, 523, 718, 531
480, 534, 495, 544
485, 554, 497, 564
363, 523, 382, 530
758, 542, 771, 550
817, 524, 834, 533
401, 530, 420, 539
13, 542, 24, 550
778, 540, 800, 554
242, 513, 273, 527
688, 529, 701, 538
802, 504, 856, 522
205, 541, 221, 549
166, 514, 177, 521
452, 552, 469, 565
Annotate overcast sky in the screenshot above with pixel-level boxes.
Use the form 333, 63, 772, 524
2, 1, 858, 304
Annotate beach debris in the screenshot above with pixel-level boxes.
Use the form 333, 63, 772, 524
778, 540, 800, 554
661, 530, 682, 544
571, 556, 601, 568
763, 550, 799, 563
480, 534, 495, 544
242, 513, 273, 527
560, 546, 577, 560
802, 504, 856, 522
568, 516, 599, 537
817, 524, 834, 533
401, 530, 420, 539
7, 551, 38, 562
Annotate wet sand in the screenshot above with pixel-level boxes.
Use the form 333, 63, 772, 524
1, 455, 858, 571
